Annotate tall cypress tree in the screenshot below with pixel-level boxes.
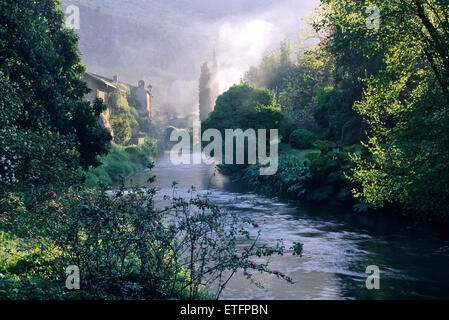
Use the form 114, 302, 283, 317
0, 0, 111, 169
199, 62, 212, 121
210, 49, 220, 106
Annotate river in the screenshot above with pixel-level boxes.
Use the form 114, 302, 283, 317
129, 152, 449, 300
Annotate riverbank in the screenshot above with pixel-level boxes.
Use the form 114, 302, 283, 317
221, 142, 359, 207
219, 143, 449, 227
126, 153, 449, 299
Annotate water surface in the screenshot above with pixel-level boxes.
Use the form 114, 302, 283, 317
129, 153, 449, 300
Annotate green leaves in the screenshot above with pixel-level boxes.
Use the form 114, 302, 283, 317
1, 184, 298, 300
290, 129, 317, 150
202, 84, 283, 134
0, 0, 111, 169
318, 0, 449, 215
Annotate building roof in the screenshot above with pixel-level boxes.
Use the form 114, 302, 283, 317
84, 72, 153, 95
84, 72, 118, 90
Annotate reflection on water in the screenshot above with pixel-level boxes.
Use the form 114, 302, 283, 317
128, 152, 449, 300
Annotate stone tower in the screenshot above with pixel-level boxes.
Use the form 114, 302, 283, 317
136, 80, 152, 118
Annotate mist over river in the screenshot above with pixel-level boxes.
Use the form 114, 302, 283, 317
128, 153, 449, 300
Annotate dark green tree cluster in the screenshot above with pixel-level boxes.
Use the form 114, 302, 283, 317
202, 84, 283, 172
0, 0, 111, 172
218, 0, 449, 217
243, 38, 360, 146
315, 0, 449, 214
202, 84, 283, 133
199, 62, 213, 121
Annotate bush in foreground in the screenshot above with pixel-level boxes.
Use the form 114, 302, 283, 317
0, 183, 301, 300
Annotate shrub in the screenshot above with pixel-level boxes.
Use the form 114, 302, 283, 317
85, 145, 141, 186
239, 155, 311, 197
0, 185, 300, 300
279, 116, 297, 143
0, 75, 83, 192
141, 137, 163, 160
240, 145, 357, 206
305, 152, 320, 162
313, 140, 337, 153
290, 129, 317, 150
124, 145, 140, 155
110, 116, 132, 145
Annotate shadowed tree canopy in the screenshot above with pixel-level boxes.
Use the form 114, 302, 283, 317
199, 62, 213, 121
202, 84, 283, 133
316, 0, 449, 212
0, 0, 111, 168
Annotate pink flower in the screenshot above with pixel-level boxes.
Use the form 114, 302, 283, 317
153, 220, 159, 226
49, 191, 56, 198
250, 260, 257, 267
253, 222, 259, 228
243, 246, 248, 252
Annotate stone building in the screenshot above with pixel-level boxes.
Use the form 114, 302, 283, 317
83, 72, 153, 117
83, 72, 153, 138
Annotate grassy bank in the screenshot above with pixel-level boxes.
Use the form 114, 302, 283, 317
230, 142, 362, 208
84, 139, 163, 187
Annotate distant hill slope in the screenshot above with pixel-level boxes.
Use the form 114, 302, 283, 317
61, 0, 317, 115
62, 0, 211, 115
64, 0, 278, 20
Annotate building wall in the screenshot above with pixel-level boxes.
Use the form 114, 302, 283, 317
83, 75, 114, 138
84, 75, 101, 104
135, 81, 152, 118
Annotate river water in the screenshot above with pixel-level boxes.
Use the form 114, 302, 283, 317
129, 153, 449, 300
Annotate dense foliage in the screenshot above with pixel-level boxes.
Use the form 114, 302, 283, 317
0, 74, 83, 192
219, 0, 449, 219
290, 129, 317, 150
0, 0, 111, 169
202, 84, 283, 132
238, 142, 357, 206
84, 139, 162, 187
314, 0, 449, 215
0, 184, 297, 300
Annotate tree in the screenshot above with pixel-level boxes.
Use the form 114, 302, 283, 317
110, 116, 132, 145
313, 86, 361, 145
278, 54, 330, 124
202, 84, 283, 133
0, 0, 111, 169
317, 0, 449, 213
243, 40, 294, 100
202, 84, 283, 172
199, 62, 213, 120
0, 74, 82, 191
210, 49, 220, 106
